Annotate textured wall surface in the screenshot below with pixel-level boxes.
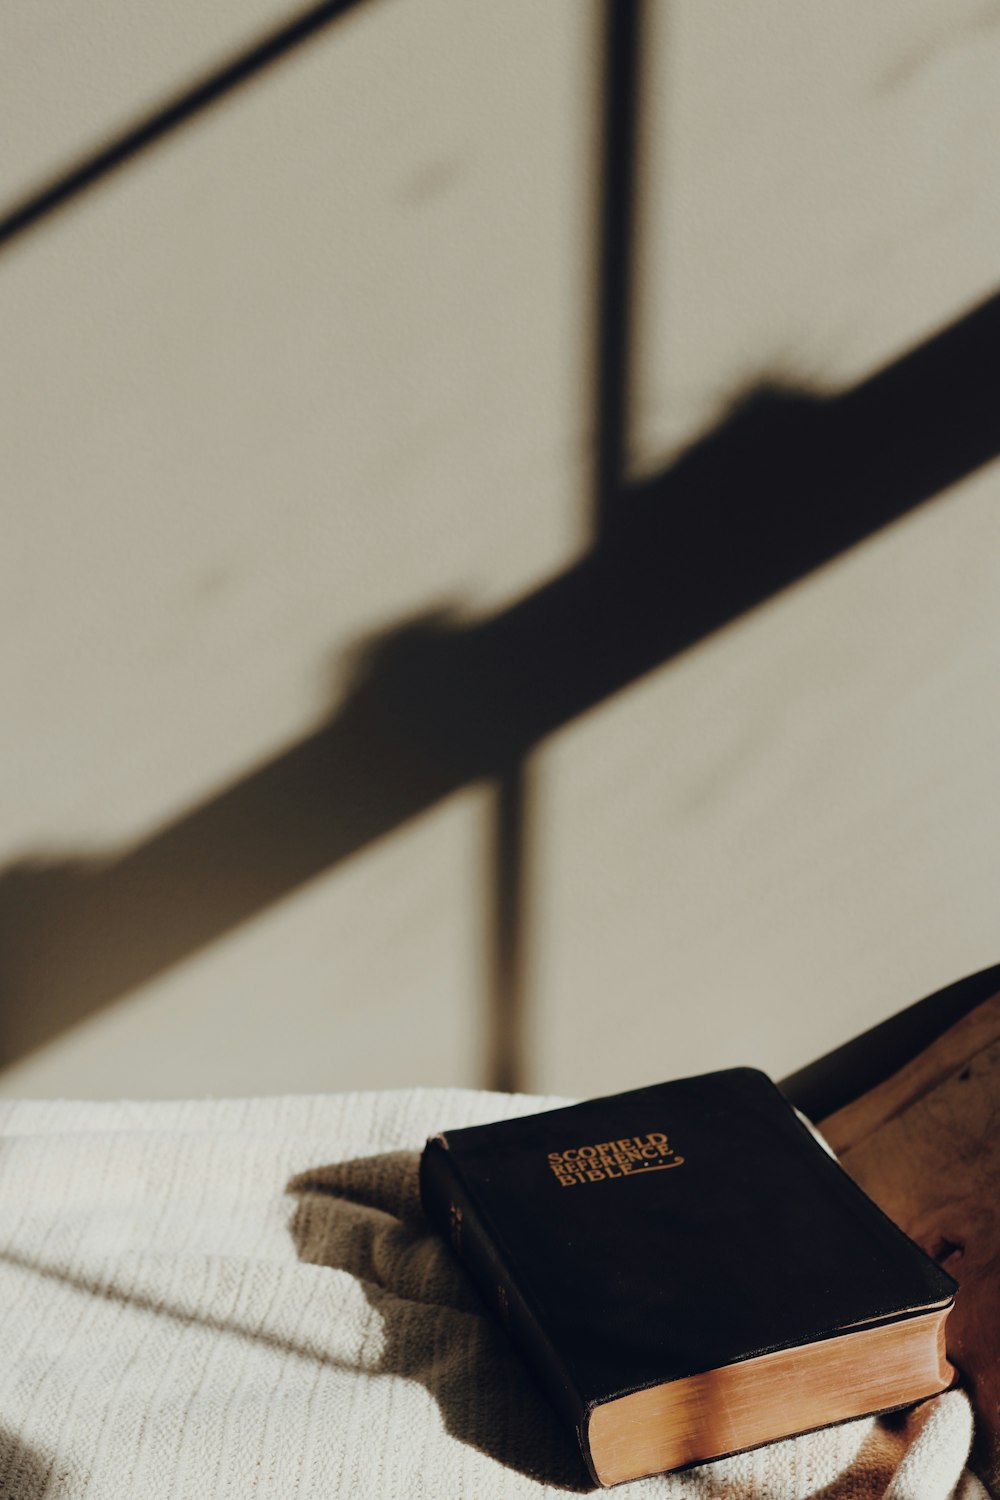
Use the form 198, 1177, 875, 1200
2, 0, 998, 1098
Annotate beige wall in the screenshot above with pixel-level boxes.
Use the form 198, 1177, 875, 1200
2, 0, 998, 1099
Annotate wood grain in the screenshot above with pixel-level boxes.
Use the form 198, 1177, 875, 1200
820, 991, 1000, 1492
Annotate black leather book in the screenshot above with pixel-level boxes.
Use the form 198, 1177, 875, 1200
419, 1068, 957, 1487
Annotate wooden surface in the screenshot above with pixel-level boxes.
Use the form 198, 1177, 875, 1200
821, 989, 1000, 1493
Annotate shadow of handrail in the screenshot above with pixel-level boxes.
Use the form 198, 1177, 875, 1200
0, 0, 368, 252
2, 284, 998, 1068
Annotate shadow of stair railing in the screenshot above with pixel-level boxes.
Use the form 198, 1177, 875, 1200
2, 284, 999, 1072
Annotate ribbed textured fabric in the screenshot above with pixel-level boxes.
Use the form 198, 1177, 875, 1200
0, 1090, 986, 1498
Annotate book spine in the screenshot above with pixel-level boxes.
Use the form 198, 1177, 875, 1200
419, 1137, 596, 1482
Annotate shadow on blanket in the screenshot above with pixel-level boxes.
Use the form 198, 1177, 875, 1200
0, 1428, 54, 1500
285, 1155, 971, 1500
287, 1152, 593, 1491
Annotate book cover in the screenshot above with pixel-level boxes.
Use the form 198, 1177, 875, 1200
419, 1068, 957, 1487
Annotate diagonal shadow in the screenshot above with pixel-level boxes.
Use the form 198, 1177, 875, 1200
0, 1173, 587, 1491
1, 285, 999, 1070
0, 1243, 365, 1372
0, 0, 369, 253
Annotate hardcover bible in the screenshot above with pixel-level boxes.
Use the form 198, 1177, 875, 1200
419, 1068, 957, 1487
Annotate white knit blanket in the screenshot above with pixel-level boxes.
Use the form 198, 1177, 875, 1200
0, 1090, 987, 1499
